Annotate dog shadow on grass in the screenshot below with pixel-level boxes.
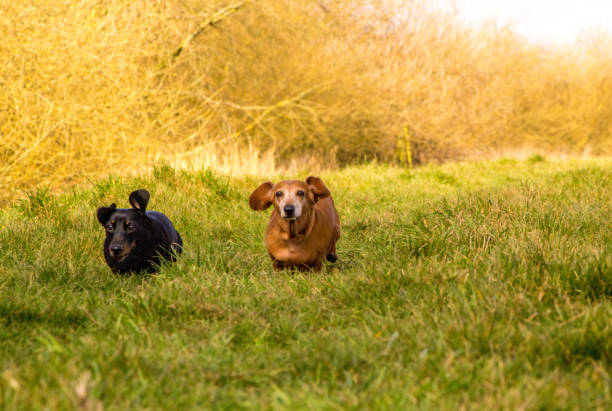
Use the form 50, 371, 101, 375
0, 304, 89, 330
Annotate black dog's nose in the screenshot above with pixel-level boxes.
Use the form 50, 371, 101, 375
283, 205, 295, 216
110, 244, 123, 255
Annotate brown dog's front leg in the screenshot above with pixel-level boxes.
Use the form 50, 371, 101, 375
269, 253, 282, 271
308, 260, 323, 272
272, 259, 284, 271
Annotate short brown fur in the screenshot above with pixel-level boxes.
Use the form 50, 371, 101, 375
249, 176, 340, 271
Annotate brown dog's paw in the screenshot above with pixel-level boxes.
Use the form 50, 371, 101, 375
326, 253, 337, 263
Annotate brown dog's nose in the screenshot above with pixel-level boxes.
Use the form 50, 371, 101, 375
283, 205, 295, 217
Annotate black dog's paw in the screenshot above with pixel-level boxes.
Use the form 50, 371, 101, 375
326, 253, 337, 263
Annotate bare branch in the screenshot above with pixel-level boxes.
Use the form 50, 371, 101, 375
172, 1, 248, 59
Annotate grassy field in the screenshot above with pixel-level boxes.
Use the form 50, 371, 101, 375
0, 158, 611, 408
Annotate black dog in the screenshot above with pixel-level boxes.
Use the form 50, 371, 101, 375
96, 189, 183, 274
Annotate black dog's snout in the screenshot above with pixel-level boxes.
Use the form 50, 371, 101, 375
109, 244, 123, 255
283, 205, 295, 216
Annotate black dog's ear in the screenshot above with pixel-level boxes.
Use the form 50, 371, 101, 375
129, 189, 150, 213
249, 182, 274, 210
97, 203, 116, 224
306, 176, 330, 202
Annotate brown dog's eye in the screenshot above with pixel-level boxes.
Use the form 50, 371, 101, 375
275, 191, 283, 198
105, 223, 114, 232
126, 223, 136, 232
296, 190, 305, 197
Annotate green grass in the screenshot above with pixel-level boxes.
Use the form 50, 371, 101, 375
1, 158, 611, 409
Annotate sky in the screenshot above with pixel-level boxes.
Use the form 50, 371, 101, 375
447, 0, 612, 44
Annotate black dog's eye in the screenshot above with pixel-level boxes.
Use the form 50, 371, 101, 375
105, 223, 114, 232
126, 223, 136, 232
275, 191, 283, 198
296, 190, 305, 197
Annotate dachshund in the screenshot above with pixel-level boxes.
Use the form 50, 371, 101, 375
249, 176, 340, 271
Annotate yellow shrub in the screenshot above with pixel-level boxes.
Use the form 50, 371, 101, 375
0, 0, 610, 202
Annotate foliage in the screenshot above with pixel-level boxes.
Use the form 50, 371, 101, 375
1, 0, 612, 201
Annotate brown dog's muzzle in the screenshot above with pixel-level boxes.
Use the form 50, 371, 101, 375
283, 205, 296, 219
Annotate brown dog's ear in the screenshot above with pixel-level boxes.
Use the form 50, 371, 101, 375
129, 189, 150, 213
249, 182, 274, 210
306, 176, 330, 202
97, 203, 117, 224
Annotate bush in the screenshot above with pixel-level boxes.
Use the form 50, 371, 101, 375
1, 0, 611, 202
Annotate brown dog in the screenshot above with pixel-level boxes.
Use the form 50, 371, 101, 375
249, 176, 340, 271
